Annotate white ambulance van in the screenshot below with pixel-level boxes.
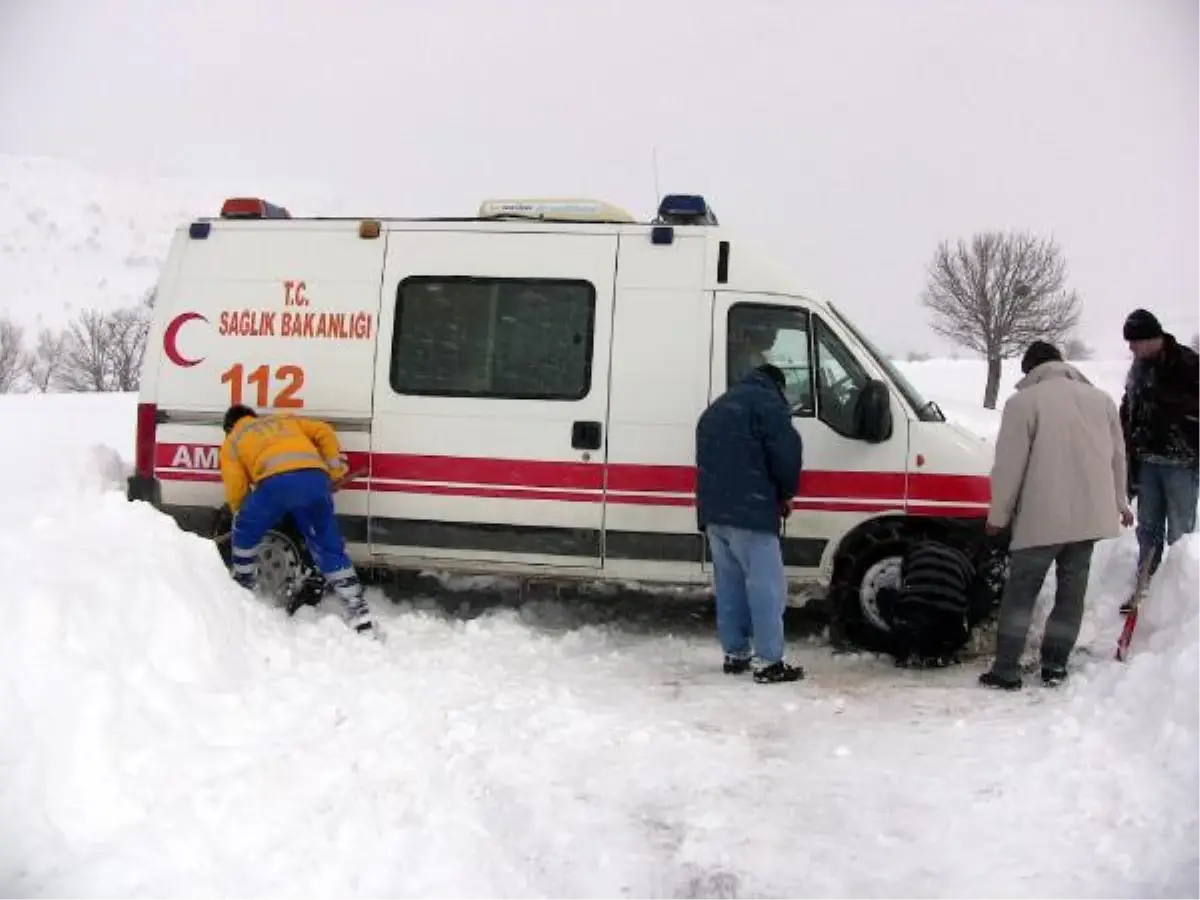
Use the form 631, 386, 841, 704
126, 193, 1005, 650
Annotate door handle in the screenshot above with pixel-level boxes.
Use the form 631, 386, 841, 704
571, 421, 602, 451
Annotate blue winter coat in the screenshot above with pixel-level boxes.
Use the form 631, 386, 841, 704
695, 369, 804, 535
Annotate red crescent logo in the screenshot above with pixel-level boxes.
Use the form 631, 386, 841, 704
164, 312, 208, 367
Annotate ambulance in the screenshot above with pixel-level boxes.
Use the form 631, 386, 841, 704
126, 193, 1005, 650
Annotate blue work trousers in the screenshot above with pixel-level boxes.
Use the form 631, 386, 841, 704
706, 523, 787, 665
231, 468, 362, 607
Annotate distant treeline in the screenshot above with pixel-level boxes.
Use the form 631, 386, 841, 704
0, 289, 152, 393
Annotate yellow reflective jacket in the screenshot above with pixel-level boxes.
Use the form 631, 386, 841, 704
219, 413, 348, 513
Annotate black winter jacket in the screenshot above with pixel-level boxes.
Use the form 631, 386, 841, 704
695, 369, 803, 535
1119, 333, 1199, 477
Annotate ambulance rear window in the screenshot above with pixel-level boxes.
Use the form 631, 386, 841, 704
390, 277, 596, 401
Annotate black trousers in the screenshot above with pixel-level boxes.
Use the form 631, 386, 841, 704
988, 540, 1095, 679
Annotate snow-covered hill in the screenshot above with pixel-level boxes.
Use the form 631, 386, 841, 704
0, 154, 349, 333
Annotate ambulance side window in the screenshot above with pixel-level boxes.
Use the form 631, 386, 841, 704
813, 315, 870, 437
391, 277, 596, 400
727, 303, 814, 416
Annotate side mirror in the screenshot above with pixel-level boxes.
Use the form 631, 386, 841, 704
854, 379, 893, 443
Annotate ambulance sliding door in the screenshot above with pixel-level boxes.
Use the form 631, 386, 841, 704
600, 230, 712, 584
369, 229, 617, 572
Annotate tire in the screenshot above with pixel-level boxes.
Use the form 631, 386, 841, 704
256, 527, 316, 607
213, 513, 325, 614
829, 519, 911, 653
829, 518, 1010, 653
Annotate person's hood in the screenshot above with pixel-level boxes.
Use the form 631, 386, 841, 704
1015, 360, 1093, 390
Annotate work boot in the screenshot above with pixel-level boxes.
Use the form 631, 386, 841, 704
753, 661, 805, 684
344, 599, 377, 635
723, 654, 752, 675
979, 671, 1022, 691
1041, 666, 1068, 687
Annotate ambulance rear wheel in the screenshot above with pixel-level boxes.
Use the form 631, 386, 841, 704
255, 524, 325, 613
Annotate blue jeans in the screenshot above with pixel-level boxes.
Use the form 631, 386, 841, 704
706, 523, 786, 665
1135, 461, 1200, 575
232, 467, 364, 608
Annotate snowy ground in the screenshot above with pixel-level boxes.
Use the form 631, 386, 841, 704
1, 366, 1197, 898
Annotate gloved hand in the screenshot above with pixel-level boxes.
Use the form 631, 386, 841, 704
212, 503, 234, 537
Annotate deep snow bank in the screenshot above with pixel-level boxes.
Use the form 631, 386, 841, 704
1073, 535, 1200, 844
3, 442, 1196, 897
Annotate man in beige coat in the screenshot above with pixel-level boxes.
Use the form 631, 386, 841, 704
980, 341, 1133, 689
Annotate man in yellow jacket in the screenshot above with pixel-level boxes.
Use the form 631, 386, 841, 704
220, 404, 376, 636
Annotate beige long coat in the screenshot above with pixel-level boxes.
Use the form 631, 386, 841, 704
988, 361, 1130, 550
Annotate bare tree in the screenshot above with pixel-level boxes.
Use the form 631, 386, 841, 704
25, 328, 69, 392
0, 316, 25, 393
906, 350, 932, 362
107, 305, 150, 391
1063, 337, 1094, 361
53, 304, 151, 392
921, 231, 1081, 408
55, 310, 112, 392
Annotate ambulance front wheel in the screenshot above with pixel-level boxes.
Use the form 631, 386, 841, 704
828, 519, 914, 653
828, 518, 1007, 653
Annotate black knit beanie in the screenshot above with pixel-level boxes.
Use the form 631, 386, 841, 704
1123, 309, 1163, 341
1021, 341, 1063, 374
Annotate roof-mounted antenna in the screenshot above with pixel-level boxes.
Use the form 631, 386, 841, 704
652, 145, 662, 209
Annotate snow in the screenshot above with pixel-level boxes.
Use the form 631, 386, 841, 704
900, 357, 1134, 443
0, 154, 350, 332
0, 360, 1197, 898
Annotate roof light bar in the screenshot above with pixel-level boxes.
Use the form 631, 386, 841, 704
220, 197, 292, 219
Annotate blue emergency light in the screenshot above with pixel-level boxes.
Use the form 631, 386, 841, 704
654, 194, 718, 226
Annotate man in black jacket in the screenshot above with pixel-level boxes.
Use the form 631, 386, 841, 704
696, 364, 804, 684
1119, 309, 1199, 592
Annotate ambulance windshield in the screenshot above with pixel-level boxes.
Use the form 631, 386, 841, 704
826, 303, 945, 423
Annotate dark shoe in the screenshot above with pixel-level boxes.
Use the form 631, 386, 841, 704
979, 671, 1022, 691
753, 661, 805, 684
345, 601, 377, 636
1041, 666, 1068, 687
723, 654, 752, 674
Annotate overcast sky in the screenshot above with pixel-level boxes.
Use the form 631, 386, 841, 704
1, 0, 1195, 357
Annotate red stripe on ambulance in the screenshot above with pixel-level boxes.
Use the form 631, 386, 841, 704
153, 444, 990, 512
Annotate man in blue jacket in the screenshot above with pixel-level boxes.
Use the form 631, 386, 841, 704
696, 364, 805, 683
